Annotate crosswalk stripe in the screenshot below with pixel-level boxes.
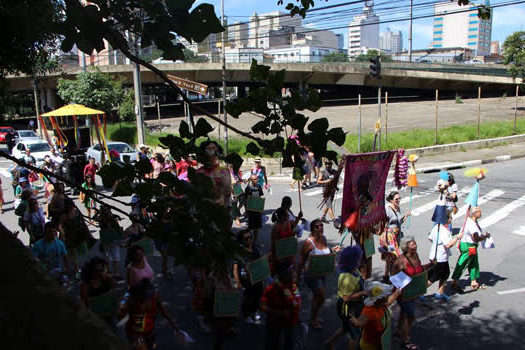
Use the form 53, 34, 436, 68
479, 194, 525, 228
453, 189, 505, 220
512, 225, 525, 236
400, 188, 436, 205
411, 187, 471, 217
305, 189, 323, 197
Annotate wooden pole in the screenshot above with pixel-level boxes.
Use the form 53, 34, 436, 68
358, 94, 362, 153
385, 91, 388, 144
297, 181, 303, 213
477, 86, 481, 139
435, 89, 439, 145
217, 99, 221, 141
514, 85, 519, 135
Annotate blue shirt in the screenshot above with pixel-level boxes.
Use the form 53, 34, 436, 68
32, 238, 67, 272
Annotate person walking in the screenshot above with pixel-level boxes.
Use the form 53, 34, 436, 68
325, 246, 366, 350
271, 196, 305, 238
244, 174, 264, 241
392, 236, 435, 350
80, 175, 97, 220
270, 208, 296, 274
318, 161, 337, 226
250, 157, 268, 190
23, 197, 45, 245
297, 219, 341, 329
380, 191, 410, 282
83, 157, 99, 186
79, 257, 117, 323
233, 230, 264, 325
127, 244, 155, 289
451, 207, 491, 292
427, 211, 463, 301
31, 221, 69, 277
260, 263, 301, 350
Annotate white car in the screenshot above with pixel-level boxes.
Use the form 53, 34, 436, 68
12, 140, 57, 167
85, 142, 138, 164
14, 130, 41, 143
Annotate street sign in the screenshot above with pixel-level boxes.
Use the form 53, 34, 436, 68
167, 74, 208, 95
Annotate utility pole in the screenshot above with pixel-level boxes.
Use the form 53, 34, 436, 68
408, 0, 413, 62
370, 56, 382, 150
133, 31, 145, 145
81, 52, 87, 72
221, 0, 228, 155
32, 79, 42, 137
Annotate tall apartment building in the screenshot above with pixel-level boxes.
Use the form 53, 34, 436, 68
348, 3, 380, 57
229, 22, 249, 48
380, 28, 403, 54
431, 0, 492, 56
490, 40, 500, 54
248, 11, 302, 48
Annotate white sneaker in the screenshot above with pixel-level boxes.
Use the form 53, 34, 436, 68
244, 316, 255, 325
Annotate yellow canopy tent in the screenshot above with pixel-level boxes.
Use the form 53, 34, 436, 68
40, 104, 111, 161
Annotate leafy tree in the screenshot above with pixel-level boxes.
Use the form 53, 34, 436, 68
118, 90, 135, 122
503, 31, 525, 84
57, 70, 123, 113
321, 52, 349, 63
139, 47, 164, 63
183, 49, 208, 63
354, 50, 393, 63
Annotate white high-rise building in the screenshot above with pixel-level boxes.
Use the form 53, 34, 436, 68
348, 3, 380, 57
229, 22, 249, 48
248, 11, 302, 48
431, 0, 492, 56
380, 28, 403, 54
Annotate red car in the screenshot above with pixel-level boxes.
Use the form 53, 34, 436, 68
0, 126, 14, 143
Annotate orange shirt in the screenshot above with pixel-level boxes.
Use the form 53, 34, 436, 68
361, 305, 388, 345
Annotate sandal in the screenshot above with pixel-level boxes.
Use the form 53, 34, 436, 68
451, 284, 464, 294
401, 339, 419, 350
471, 283, 487, 290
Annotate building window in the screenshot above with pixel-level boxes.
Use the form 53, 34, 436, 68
468, 34, 477, 38
468, 42, 476, 45
434, 30, 443, 34
469, 20, 479, 24
434, 17, 443, 20
468, 28, 478, 31
469, 13, 477, 17
434, 24, 443, 28
434, 37, 442, 41
433, 44, 442, 48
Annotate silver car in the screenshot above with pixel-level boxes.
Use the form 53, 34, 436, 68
85, 142, 138, 164
14, 130, 41, 143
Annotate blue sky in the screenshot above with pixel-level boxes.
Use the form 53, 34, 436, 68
198, 0, 525, 50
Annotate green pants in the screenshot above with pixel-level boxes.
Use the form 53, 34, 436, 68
452, 242, 480, 281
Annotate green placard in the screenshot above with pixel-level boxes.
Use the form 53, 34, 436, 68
248, 255, 271, 284
233, 183, 243, 196
381, 324, 392, 350
308, 253, 336, 276
89, 289, 117, 317
402, 271, 428, 301
214, 289, 241, 317
275, 236, 298, 260
364, 235, 375, 258
132, 237, 155, 256
246, 196, 265, 213
100, 229, 123, 247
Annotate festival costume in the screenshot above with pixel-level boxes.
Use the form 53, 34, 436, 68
451, 217, 481, 281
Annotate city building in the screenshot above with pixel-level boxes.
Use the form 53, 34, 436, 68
490, 40, 500, 55
248, 11, 302, 48
348, 2, 380, 57
336, 34, 345, 50
392, 47, 474, 63
266, 45, 338, 63
229, 22, 249, 48
225, 47, 264, 63
380, 28, 403, 54
431, 0, 492, 56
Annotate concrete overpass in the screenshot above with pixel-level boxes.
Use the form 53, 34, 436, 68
6, 62, 521, 107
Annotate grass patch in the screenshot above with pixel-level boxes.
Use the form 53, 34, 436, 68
344, 119, 525, 153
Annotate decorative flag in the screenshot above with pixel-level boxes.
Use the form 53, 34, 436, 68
407, 154, 419, 188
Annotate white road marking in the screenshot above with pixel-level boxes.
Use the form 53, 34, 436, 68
400, 188, 435, 205
479, 194, 525, 228
305, 189, 323, 197
511, 225, 525, 236
453, 189, 505, 219
411, 187, 471, 217
497, 287, 525, 295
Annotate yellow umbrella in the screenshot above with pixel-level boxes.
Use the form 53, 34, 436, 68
41, 104, 105, 117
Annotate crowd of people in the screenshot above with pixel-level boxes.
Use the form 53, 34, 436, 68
3, 141, 494, 350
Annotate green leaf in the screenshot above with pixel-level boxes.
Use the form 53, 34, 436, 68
246, 142, 260, 156
250, 59, 271, 82
188, 4, 224, 43
179, 120, 193, 139
165, 0, 196, 12
194, 118, 214, 138
112, 180, 133, 197
292, 166, 305, 180
327, 127, 346, 146
287, 114, 309, 131
270, 121, 282, 134
135, 157, 153, 178
268, 69, 286, 89
223, 152, 244, 173
307, 118, 329, 132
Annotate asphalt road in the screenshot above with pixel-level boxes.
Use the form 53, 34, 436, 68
1, 145, 525, 350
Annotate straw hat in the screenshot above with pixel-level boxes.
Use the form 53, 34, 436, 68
254, 157, 262, 163
364, 281, 394, 306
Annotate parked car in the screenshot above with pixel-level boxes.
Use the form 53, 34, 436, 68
465, 59, 482, 64
11, 140, 59, 167
0, 126, 15, 143
85, 142, 138, 164
14, 130, 41, 143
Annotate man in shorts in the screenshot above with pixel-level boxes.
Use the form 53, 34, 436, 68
317, 161, 337, 226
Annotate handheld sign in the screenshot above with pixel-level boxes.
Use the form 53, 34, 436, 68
233, 183, 243, 196
133, 237, 155, 256
89, 289, 117, 317
246, 196, 265, 213
248, 255, 271, 284
214, 289, 241, 317
364, 235, 375, 258
275, 236, 298, 259
100, 229, 123, 247
308, 253, 336, 276
381, 324, 392, 350
402, 271, 428, 301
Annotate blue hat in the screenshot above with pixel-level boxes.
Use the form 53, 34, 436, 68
19, 177, 28, 183
337, 245, 363, 273
439, 171, 450, 181
465, 182, 479, 207
431, 205, 448, 225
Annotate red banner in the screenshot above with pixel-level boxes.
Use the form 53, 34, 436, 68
341, 151, 395, 240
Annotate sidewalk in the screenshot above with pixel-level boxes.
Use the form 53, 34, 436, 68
266, 141, 525, 182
